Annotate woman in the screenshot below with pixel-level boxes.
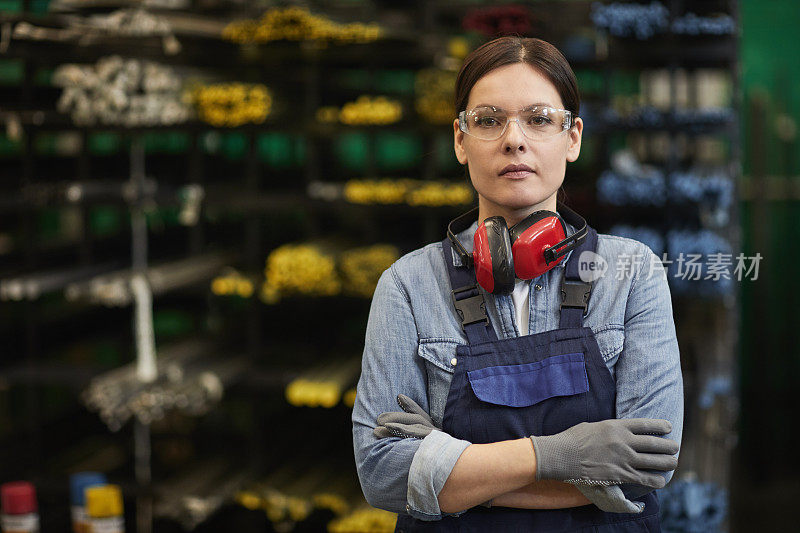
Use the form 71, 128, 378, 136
352, 36, 683, 532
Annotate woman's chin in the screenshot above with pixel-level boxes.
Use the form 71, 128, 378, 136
485, 194, 551, 212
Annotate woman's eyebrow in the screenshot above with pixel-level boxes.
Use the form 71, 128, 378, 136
521, 102, 556, 110
472, 102, 556, 110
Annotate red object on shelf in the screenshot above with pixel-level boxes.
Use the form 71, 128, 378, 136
463, 5, 533, 37
1, 481, 37, 515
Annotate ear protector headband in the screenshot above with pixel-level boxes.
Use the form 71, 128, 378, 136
447, 202, 588, 294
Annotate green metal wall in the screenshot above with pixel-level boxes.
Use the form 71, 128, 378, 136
739, 0, 800, 480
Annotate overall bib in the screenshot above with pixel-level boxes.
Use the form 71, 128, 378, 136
395, 227, 660, 532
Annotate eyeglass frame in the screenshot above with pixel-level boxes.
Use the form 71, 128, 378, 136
457, 105, 578, 141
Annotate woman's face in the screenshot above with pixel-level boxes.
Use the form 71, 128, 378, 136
453, 62, 583, 223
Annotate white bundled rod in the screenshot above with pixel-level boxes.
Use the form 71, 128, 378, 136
131, 273, 157, 383
65, 251, 233, 307
154, 459, 254, 530
0, 262, 119, 301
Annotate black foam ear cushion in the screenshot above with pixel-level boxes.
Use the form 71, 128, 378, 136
482, 217, 515, 295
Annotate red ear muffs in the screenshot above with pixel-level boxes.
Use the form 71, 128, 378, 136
473, 216, 515, 295
447, 204, 587, 296
509, 211, 569, 279
472, 211, 568, 294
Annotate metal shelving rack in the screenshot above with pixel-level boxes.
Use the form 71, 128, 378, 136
0, 1, 741, 531
592, 2, 741, 530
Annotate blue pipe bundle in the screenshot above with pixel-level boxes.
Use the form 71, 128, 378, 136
672, 108, 736, 132
666, 229, 734, 296
671, 13, 736, 36
668, 171, 734, 212
591, 1, 669, 40
593, 2, 736, 39
602, 106, 665, 128
598, 167, 733, 217
596, 169, 666, 206
602, 107, 734, 130
698, 376, 733, 410
608, 225, 665, 257
658, 478, 728, 533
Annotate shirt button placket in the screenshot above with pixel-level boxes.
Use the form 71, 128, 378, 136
537, 276, 550, 331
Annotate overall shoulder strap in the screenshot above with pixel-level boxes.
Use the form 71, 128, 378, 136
441, 238, 497, 345
559, 227, 599, 328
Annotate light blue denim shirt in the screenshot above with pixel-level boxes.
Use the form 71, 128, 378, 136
352, 218, 683, 521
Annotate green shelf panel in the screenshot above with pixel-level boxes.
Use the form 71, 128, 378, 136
143, 131, 191, 154
34, 67, 54, 86
257, 132, 305, 168
574, 68, 605, 96
435, 132, 460, 173
145, 207, 181, 229
154, 309, 195, 339
374, 70, 416, 95
0, 1, 22, 14
0, 134, 22, 156
0, 59, 23, 85
89, 206, 123, 237
375, 132, 422, 171
88, 133, 122, 156
335, 132, 369, 172
37, 208, 61, 240
222, 132, 249, 160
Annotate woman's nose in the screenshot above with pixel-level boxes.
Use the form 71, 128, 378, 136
502, 119, 527, 152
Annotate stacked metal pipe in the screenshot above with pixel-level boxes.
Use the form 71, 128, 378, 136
53, 56, 191, 126
82, 339, 246, 430
66, 251, 232, 307
0, 263, 120, 301
233, 466, 395, 532
153, 459, 254, 531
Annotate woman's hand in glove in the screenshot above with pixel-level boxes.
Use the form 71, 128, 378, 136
373, 394, 440, 439
530, 418, 679, 488
568, 482, 645, 514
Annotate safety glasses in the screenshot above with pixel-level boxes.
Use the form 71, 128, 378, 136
458, 105, 576, 141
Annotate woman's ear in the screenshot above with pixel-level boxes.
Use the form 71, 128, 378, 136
454, 118, 468, 165
566, 117, 583, 163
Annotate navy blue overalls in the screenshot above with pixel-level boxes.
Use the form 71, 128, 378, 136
395, 227, 660, 532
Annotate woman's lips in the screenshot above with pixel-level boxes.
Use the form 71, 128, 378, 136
501, 170, 534, 179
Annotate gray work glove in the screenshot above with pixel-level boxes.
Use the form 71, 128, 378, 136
373, 394, 439, 439
530, 418, 678, 488
568, 482, 645, 514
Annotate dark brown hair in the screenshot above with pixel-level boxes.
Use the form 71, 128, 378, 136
454, 36, 580, 117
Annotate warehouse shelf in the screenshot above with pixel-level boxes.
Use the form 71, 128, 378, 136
0, 108, 458, 136
0, 0, 742, 531
0, 360, 106, 388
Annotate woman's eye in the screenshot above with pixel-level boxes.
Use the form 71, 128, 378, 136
475, 116, 501, 127
528, 115, 552, 126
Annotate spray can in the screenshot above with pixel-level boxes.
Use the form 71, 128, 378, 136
70, 473, 107, 533
0, 481, 39, 533
85, 485, 124, 533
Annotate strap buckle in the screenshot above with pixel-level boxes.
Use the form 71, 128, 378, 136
451, 284, 488, 330
560, 279, 591, 315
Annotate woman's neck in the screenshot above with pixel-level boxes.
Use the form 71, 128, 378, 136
477, 194, 558, 227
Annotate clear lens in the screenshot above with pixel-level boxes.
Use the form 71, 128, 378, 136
460, 106, 572, 141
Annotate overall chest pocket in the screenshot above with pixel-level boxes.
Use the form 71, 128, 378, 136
466, 352, 590, 408
464, 350, 592, 439
417, 340, 461, 427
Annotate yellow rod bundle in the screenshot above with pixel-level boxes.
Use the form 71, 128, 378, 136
327, 501, 397, 533
285, 357, 361, 408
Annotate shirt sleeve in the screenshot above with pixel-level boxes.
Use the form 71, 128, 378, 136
352, 266, 471, 520
615, 246, 684, 499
